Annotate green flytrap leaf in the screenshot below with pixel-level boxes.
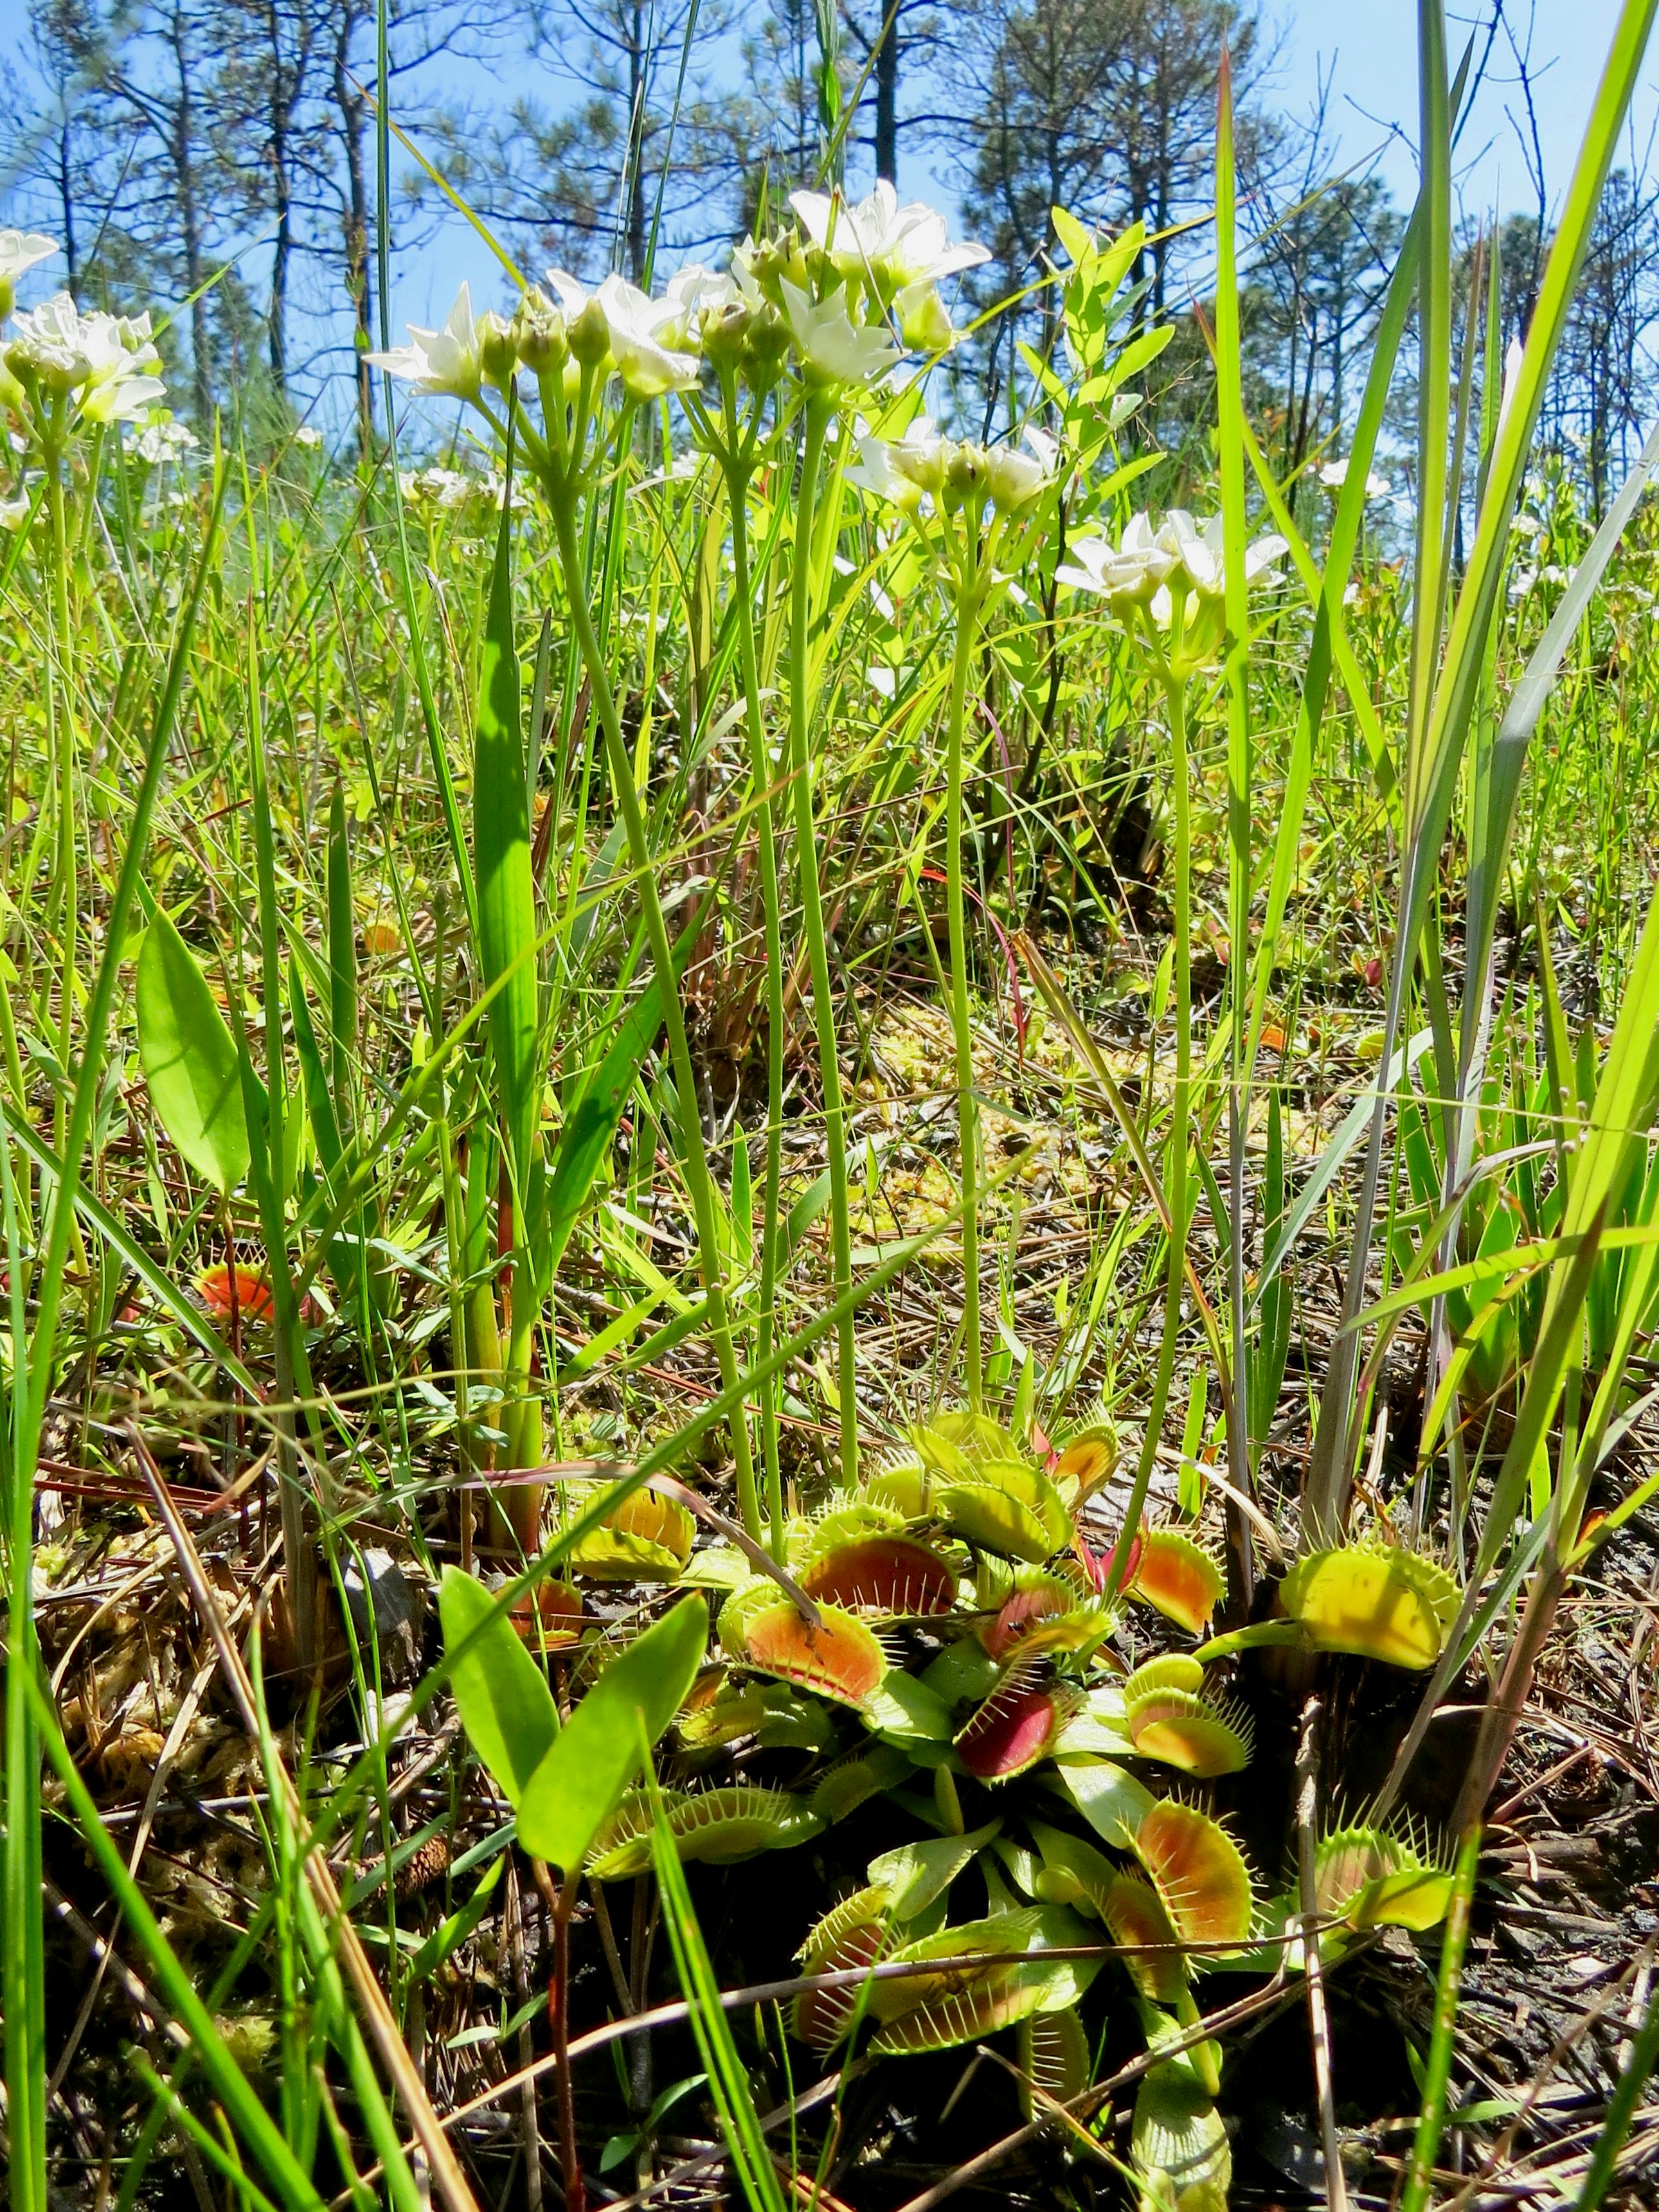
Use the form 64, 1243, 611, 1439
516, 1594, 708, 1869
136, 905, 251, 1194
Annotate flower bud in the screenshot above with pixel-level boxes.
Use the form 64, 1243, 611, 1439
700, 300, 752, 368
566, 296, 612, 368
476, 308, 518, 387
896, 281, 955, 355
942, 443, 991, 513
512, 287, 568, 372
739, 304, 791, 391
737, 235, 805, 310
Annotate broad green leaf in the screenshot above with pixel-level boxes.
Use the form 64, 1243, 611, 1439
136, 906, 251, 1195
1054, 1758, 1154, 1850
475, 492, 540, 1183
439, 1567, 560, 1807
867, 1819, 1001, 1920
516, 1593, 707, 1870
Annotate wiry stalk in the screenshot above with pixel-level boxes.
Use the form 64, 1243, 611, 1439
546, 487, 763, 1540
944, 544, 983, 1408
717, 367, 788, 1551
788, 391, 858, 1484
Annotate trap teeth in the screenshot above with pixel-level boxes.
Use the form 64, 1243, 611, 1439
953, 1655, 1075, 1781
1129, 1799, 1255, 1951
798, 1532, 958, 1619
737, 1598, 888, 1708
1314, 1819, 1455, 1930
1129, 1526, 1224, 1633
1124, 1687, 1253, 1778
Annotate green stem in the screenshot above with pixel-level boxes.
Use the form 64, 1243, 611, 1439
945, 558, 983, 1409
546, 489, 762, 1541
788, 391, 857, 1485
1104, 643, 1192, 1597
721, 378, 788, 1555
1401, 1824, 1481, 2212
46, 450, 76, 1161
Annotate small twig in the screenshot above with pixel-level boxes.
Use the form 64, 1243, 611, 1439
505, 1859, 544, 2212
1296, 1693, 1349, 2212
531, 1859, 586, 2212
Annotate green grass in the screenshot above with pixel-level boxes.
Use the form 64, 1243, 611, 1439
5, 3, 1659, 2204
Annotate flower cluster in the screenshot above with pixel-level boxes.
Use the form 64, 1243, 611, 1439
127, 418, 197, 466
397, 461, 526, 513
368, 187, 989, 431
850, 420, 1055, 521
1059, 509, 1287, 670
4, 287, 167, 431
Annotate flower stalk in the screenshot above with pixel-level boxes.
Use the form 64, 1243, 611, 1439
539, 429, 764, 1542
789, 389, 859, 1485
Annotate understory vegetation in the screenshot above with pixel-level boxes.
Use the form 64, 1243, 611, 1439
4, 3, 1659, 2208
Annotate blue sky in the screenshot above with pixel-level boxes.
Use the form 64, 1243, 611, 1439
4, 0, 1656, 414
388, 1, 1658, 330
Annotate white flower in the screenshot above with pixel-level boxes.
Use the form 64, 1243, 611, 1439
0, 233, 58, 320
780, 280, 899, 389
848, 431, 926, 508
0, 231, 58, 289
790, 182, 989, 294
1023, 424, 1059, 474
593, 272, 699, 396
293, 424, 323, 449
129, 418, 197, 464
983, 431, 1055, 512
1158, 508, 1287, 598
399, 464, 472, 510
366, 282, 482, 401
543, 269, 699, 396
1318, 456, 1389, 499
1057, 513, 1176, 605
1511, 510, 1543, 539
661, 262, 738, 345
8, 291, 95, 388
0, 490, 33, 530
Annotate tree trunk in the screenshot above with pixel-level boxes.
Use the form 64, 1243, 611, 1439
873, 4, 899, 186
264, 0, 306, 400
56, 116, 78, 292
168, 8, 213, 422
626, 1, 647, 283
334, 6, 375, 461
